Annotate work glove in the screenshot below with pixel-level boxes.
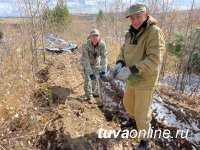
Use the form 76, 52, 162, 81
99, 71, 109, 82
89, 74, 96, 80
99, 72, 105, 79
104, 63, 122, 80
113, 63, 123, 77
116, 67, 131, 81
116, 65, 139, 81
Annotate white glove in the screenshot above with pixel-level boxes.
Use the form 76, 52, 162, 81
104, 63, 122, 80
113, 63, 122, 77
116, 67, 131, 81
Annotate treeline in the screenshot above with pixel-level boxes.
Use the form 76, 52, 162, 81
42, 0, 71, 25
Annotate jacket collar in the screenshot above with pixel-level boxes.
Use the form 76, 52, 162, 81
128, 16, 157, 36
128, 16, 157, 45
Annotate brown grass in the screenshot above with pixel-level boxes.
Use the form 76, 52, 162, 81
156, 84, 200, 111
0, 17, 23, 24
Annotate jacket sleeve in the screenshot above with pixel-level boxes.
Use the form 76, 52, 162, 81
100, 43, 108, 72
117, 43, 125, 63
135, 28, 165, 73
81, 43, 93, 75
116, 34, 127, 66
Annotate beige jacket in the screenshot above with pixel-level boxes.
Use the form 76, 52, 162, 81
117, 16, 165, 89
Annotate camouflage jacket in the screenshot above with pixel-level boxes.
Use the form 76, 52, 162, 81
81, 39, 108, 75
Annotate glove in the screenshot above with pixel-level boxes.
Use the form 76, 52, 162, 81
99, 72, 105, 79
89, 74, 96, 80
116, 67, 131, 81
104, 63, 122, 80
99, 71, 109, 82
113, 63, 122, 77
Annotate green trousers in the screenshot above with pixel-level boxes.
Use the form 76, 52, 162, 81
84, 66, 99, 98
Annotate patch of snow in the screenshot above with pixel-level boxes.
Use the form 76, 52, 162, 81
152, 93, 200, 143
159, 73, 200, 94
186, 132, 200, 144
102, 77, 200, 144
190, 121, 200, 131
113, 80, 125, 91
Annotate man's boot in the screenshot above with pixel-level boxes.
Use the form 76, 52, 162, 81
92, 93, 99, 97
121, 117, 137, 129
133, 140, 151, 150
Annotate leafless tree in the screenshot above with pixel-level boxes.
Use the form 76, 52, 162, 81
16, 0, 51, 83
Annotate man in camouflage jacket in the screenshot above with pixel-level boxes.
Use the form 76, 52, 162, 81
81, 29, 108, 101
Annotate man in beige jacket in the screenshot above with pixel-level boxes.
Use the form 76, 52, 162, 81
111, 3, 165, 150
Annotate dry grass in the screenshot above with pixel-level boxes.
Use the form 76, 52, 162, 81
0, 51, 34, 118
156, 84, 200, 111
0, 40, 52, 149
106, 40, 121, 65
0, 20, 47, 123
0, 17, 23, 24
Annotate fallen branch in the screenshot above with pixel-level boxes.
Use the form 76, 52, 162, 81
33, 119, 53, 148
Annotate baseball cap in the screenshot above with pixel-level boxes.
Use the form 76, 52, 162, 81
90, 29, 100, 36
126, 3, 147, 18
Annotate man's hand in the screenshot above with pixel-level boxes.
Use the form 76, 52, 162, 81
104, 63, 122, 80
113, 63, 122, 77
89, 74, 96, 80
116, 67, 131, 81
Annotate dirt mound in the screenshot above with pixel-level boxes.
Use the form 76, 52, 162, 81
36, 67, 49, 83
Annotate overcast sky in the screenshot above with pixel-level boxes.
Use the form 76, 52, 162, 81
0, 0, 199, 17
